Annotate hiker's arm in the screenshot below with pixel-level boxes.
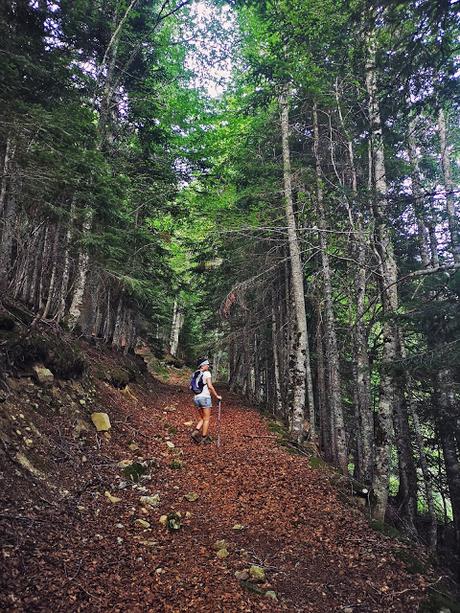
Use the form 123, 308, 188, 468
207, 378, 222, 401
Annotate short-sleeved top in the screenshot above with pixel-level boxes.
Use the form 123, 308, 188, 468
195, 370, 212, 399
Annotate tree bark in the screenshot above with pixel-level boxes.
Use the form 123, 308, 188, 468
271, 292, 283, 416
409, 400, 437, 550
55, 199, 75, 323
366, 25, 399, 521
436, 370, 460, 548
335, 80, 373, 482
438, 109, 460, 264
67, 210, 92, 331
408, 117, 431, 268
316, 311, 331, 461
169, 299, 184, 356
279, 88, 310, 442
42, 226, 61, 319
0, 137, 15, 217
312, 102, 347, 473
0, 176, 17, 293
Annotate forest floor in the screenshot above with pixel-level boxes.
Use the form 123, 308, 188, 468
0, 340, 433, 612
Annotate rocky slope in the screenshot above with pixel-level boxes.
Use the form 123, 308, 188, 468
0, 317, 440, 612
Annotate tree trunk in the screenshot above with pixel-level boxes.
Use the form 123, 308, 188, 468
67, 210, 93, 331
366, 26, 399, 521
392, 378, 418, 532
312, 102, 347, 473
335, 80, 373, 482
42, 226, 61, 319
0, 137, 15, 216
353, 241, 374, 484
55, 199, 75, 323
29, 225, 44, 307
0, 179, 17, 294
169, 299, 184, 356
409, 401, 437, 550
408, 117, 431, 268
436, 370, 460, 548
279, 88, 310, 442
271, 292, 283, 416
438, 109, 460, 264
280, 91, 313, 443
316, 312, 331, 461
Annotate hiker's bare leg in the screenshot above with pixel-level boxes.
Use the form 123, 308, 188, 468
195, 408, 204, 432
202, 408, 211, 436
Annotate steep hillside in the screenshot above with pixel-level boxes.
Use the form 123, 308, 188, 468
0, 319, 444, 612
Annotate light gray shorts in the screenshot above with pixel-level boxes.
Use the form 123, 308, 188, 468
193, 396, 212, 408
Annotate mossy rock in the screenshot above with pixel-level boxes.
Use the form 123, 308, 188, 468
2, 302, 34, 324
9, 333, 49, 366
370, 519, 403, 540
46, 344, 86, 379
394, 549, 427, 575
276, 439, 303, 456
420, 587, 460, 613
309, 456, 327, 469
0, 313, 15, 331
163, 353, 185, 368
8, 332, 86, 379
122, 462, 148, 482
268, 420, 287, 437
240, 580, 267, 596
94, 366, 132, 388
108, 368, 130, 389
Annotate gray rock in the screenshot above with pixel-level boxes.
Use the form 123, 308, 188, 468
32, 365, 54, 386
249, 565, 266, 582
139, 494, 160, 507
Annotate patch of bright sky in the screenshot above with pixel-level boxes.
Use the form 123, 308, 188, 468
184, 1, 238, 98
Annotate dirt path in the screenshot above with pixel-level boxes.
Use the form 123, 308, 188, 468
1, 375, 426, 612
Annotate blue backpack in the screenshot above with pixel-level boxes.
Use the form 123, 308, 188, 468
190, 370, 205, 395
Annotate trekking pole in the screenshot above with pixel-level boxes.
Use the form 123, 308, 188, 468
217, 400, 222, 448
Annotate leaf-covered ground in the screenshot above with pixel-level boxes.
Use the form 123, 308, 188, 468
1, 348, 428, 612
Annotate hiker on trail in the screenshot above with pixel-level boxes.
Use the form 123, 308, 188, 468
190, 358, 222, 444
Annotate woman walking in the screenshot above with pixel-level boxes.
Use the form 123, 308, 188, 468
190, 358, 222, 444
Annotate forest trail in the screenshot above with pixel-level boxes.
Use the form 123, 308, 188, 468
1, 351, 428, 613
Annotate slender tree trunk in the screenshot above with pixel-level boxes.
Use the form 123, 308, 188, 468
279, 88, 311, 442
428, 225, 440, 268
42, 226, 61, 319
38, 225, 50, 311
103, 287, 112, 343
353, 242, 374, 483
438, 109, 460, 264
67, 210, 92, 331
29, 225, 44, 307
112, 292, 124, 347
316, 314, 331, 461
0, 137, 15, 216
55, 199, 75, 323
408, 117, 431, 268
0, 180, 17, 293
271, 291, 283, 416
392, 379, 418, 532
169, 299, 184, 356
312, 102, 347, 473
335, 80, 373, 482
366, 26, 399, 521
436, 370, 460, 548
409, 401, 437, 550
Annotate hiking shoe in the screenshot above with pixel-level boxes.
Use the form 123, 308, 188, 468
200, 435, 212, 445
191, 430, 201, 443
